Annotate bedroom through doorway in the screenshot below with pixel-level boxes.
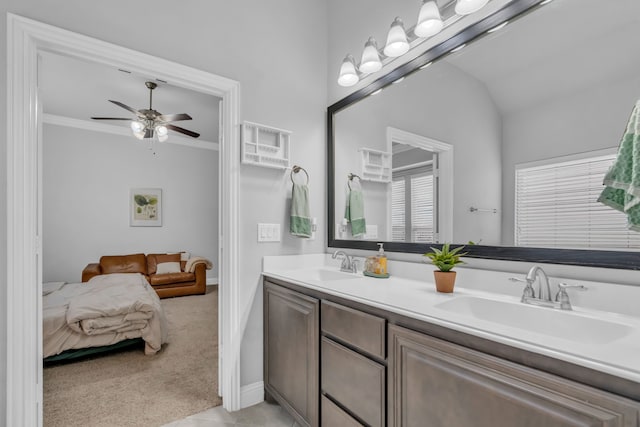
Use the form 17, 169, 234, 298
39, 51, 224, 426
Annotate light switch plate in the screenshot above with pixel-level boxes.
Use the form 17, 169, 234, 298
258, 223, 281, 242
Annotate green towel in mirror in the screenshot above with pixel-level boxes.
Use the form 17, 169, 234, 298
598, 101, 640, 230
291, 183, 312, 238
345, 188, 366, 237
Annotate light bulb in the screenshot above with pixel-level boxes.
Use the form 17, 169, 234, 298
455, 0, 489, 15
130, 120, 145, 133
415, 1, 444, 38
158, 133, 168, 142
133, 129, 145, 140
155, 124, 168, 137
383, 17, 409, 57
359, 37, 382, 74
337, 54, 359, 87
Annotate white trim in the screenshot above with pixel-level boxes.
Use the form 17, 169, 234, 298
43, 113, 220, 150
6, 14, 242, 426
387, 127, 454, 243
515, 147, 617, 171
240, 381, 265, 408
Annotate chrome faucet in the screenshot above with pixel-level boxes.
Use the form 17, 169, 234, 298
509, 265, 586, 310
332, 250, 359, 273
526, 265, 552, 302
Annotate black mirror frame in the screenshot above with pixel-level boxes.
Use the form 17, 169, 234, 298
327, 0, 640, 270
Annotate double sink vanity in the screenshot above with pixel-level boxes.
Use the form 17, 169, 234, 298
262, 254, 640, 426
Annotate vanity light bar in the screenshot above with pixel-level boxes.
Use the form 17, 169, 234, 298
338, 0, 551, 88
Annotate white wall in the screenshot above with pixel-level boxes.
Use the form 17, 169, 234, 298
501, 74, 640, 244
42, 124, 218, 283
1, 0, 328, 414
334, 62, 503, 245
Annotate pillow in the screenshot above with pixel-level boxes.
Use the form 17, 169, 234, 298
156, 261, 181, 274
148, 253, 181, 275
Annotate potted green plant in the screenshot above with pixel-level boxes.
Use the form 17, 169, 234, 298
424, 243, 467, 293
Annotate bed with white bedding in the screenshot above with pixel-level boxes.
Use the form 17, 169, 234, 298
43, 273, 168, 359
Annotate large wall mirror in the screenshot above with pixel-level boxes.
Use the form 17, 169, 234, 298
328, 0, 640, 269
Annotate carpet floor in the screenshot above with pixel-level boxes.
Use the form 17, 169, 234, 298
43, 287, 222, 427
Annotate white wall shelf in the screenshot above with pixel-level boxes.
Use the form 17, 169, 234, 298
241, 121, 291, 169
359, 147, 392, 183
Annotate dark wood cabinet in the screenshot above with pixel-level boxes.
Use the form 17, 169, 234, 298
264, 282, 319, 427
388, 324, 640, 427
264, 279, 640, 427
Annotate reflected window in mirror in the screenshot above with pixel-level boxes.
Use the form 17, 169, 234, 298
391, 146, 438, 243
515, 149, 640, 250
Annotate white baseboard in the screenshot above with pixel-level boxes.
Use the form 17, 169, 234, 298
206, 277, 219, 286
240, 381, 264, 409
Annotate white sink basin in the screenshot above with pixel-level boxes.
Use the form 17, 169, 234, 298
284, 268, 363, 282
435, 296, 633, 345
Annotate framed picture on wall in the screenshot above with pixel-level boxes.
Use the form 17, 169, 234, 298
130, 188, 162, 227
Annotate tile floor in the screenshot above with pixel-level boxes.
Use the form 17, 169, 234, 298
163, 401, 301, 427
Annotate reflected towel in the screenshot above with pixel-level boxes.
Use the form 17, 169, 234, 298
291, 183, 312, 238
598, 101, 640, 231
345, 188, 366, 237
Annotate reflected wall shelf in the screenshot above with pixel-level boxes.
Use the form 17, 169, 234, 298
241, 121, 291, 169
359, 148, 392, 183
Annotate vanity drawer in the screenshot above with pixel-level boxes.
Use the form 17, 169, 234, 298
321, 300, 386, 359
321, 337, 385, 427
321, 395, 363, 427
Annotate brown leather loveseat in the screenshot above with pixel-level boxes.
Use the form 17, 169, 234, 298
82, 252, 208, 298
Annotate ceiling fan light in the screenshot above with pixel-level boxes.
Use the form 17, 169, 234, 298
130, 120, 145, 133
338, 54, 360, 87
383, 17, 410, 57
359, 37, 382, 74
455, 0, 489, 15
415, 1, 444, 38
158, 133, 168, 142
133, 129, 146, 140
155, 124, 168, 137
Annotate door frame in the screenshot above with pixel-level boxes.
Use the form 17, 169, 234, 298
6, 14, 241, 426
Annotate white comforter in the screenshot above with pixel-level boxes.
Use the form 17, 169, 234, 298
43, 273, 168, 358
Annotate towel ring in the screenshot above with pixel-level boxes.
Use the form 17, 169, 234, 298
291, 165, 309, 185
347, 173, 361, 190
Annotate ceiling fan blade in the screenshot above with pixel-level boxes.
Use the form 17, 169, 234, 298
108, 100, 141, 116
91, 117, 133, 120
166, 124, 200, 138
157, 113, 192, 122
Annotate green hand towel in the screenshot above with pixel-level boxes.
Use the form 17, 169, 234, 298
598, 101, 640, 231
345, 188, 366, 238
291, 183, 312, 238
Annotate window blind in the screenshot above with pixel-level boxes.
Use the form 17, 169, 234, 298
391, 179, 406, 241
411, 174, 434, 242
515, 153, 640, 249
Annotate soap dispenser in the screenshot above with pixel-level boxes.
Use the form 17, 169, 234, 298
376, 243, 388, 275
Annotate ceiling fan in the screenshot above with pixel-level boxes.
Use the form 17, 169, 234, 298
91, 81, 200, 141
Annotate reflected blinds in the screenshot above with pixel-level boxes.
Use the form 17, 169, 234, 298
515, 153, 640, 249
392, 179, 406, 241
411, 175, 434, 242
392, 169, 434, 243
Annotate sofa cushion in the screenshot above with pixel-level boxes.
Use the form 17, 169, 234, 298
149, 272, 195, 286
157, 261, 181, 274
147, 253, 181, 275
100, 253, 148, 276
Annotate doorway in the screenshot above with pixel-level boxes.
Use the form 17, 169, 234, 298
6, 14, 241, 426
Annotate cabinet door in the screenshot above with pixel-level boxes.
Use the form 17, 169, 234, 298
264, 282, 319, 427
389, 324, 640, 427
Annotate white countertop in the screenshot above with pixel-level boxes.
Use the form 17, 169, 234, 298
262, 254, 640, 384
